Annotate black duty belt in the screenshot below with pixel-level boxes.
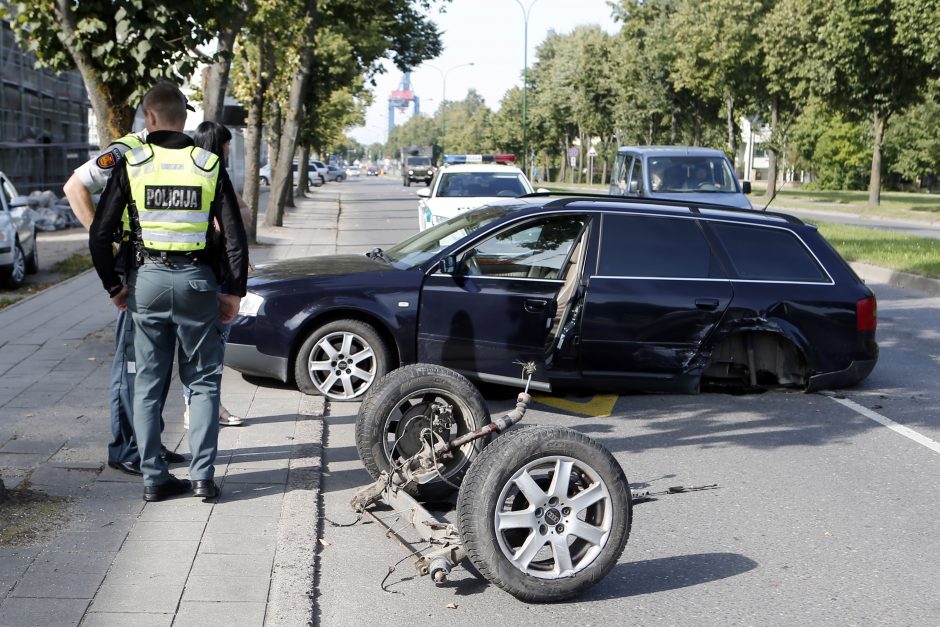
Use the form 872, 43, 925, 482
141, 251, 203, 267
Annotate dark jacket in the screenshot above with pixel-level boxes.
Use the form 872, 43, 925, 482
89, 130, 249, 297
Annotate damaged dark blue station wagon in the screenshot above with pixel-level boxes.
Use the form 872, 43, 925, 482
225, 196, 878, 401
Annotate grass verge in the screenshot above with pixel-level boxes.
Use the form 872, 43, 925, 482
814, 221, 940, 278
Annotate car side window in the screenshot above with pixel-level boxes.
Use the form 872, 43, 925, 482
613, 154, 627, 195
0, 177, 13, 211
597, 214, 722, 279
461, 216, 586, 280
627, 158, 643, 195
708, 222, 828, 282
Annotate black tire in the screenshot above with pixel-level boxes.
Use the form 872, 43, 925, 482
3, 241, 27, 289
457, 425, 631, 602
355, 364, 491, 500
293, 319, 389, 401
24, 235, 39, 274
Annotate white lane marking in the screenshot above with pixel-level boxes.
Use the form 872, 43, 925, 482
824, 393, 940, 455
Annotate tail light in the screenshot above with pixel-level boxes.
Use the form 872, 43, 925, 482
856, 295, 877, 331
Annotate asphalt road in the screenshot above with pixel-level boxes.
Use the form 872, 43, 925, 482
314, 177, 940, 626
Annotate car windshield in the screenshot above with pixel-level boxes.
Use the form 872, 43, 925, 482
647, 156, 738, 193
407, 156, 431, 166
436, 172, 529, 198
384, 206, 510, 269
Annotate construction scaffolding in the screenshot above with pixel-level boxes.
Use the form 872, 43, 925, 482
0, 21, 92, 195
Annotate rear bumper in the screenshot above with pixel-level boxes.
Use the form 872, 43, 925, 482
806, 357, 878, 392
224, 343, 290, 383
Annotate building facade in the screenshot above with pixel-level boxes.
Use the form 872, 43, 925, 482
1, 21, 91, 194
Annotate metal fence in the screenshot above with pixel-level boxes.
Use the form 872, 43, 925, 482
0, 142, 94, 196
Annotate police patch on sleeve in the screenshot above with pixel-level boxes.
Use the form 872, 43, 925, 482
95, 147, 123, 170
144, 185, 201, 210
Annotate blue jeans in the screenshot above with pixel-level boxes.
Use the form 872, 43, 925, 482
108, 310, 169, 464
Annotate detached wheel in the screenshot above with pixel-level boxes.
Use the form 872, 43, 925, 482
294, 319, 389, 400
457, 426, 631, 602
3, 242, 27, 289
355, 364, 491, 500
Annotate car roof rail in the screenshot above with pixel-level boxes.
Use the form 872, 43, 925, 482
521, 191, 805, 225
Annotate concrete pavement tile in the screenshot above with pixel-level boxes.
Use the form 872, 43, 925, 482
29, 550, 117, 575
181, 575, 270, 602
104, 541, 197, 583
136, 502, 213, 523
128, 521, 206, 542
173, 601, 265, 627
209, 500, 281, 518
48, 529, 129, 552
203, 516, 278, 537
199, 533, 276, 555
0, 438, 66, 455
81, 611, 173, 627
189, 552, 274, 578
222, 466, 289, 484
10, 569, 105, 599
0, 597, 90, 626
27, 466, 97, 495
88, 582, 183, 613
0, 453, 47, 468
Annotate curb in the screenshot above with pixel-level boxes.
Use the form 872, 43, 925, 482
851, 262, 940, 297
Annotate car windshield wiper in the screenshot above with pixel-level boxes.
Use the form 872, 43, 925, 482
365, 247, 391, 264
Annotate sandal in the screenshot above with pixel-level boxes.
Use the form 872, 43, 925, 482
219, 405, 245, 427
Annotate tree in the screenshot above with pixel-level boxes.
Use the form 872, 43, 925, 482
884, 81, 940, 190
201, 1, 253, 122
671, 0, 769, 166
1, 1, 214, 145
809, 0, 939, 205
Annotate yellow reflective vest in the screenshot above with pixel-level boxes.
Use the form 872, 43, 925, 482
113, 133, 145, 233
125, 144, 220, 252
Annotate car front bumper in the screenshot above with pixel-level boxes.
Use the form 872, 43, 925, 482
224, 342, 290, 383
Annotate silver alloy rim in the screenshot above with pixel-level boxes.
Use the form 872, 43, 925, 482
10, 244, 25, 284
382, 387, 476, 480
494, 455, 613, 579
307, 330, 376, 400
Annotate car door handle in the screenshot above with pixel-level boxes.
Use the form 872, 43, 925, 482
695, 298, 720, 311
524, 298, 548, 313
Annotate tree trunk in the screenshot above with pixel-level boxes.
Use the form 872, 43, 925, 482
243, 36, 270, 244
265, 0, 318, 227
692, 113, 702, 147
203, 10, 247, 123
765, 95, 779, 198
296, 144, 310, 196
52, 0, 134, 145
868, 109, 887, 207
726, 94, 738, 170
0, 475, 6, 502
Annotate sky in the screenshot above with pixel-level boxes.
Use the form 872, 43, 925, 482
348, 0, 621, 145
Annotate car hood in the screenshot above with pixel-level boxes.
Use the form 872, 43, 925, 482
248, 254, 399, 286
425, 197, 506, 218
648, 191, 753, 210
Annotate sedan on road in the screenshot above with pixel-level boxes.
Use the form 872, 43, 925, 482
225, 196, 878, 401
0, 172, 39, 289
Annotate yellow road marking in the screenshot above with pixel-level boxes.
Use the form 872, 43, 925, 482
531, 393, 619, 417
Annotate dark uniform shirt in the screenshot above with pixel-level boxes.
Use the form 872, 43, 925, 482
89, 130, 249, 297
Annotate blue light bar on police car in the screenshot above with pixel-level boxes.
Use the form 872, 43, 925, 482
443, 154, 516, 165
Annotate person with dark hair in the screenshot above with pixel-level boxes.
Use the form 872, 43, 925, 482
184, 121, 247, 428
89, 83, 249, 502
63, 81, 196, 477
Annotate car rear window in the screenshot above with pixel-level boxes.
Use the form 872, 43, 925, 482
437, 172, 527, 198
597, 214, 722, 279
708, 222, 829, 282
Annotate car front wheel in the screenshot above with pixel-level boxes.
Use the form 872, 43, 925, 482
25, 235, 39, 274
293, 319, 389, 400
3, 241, 27, 289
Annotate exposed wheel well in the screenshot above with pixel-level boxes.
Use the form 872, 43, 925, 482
288, 310, 400, 382
701, 331, 808, 391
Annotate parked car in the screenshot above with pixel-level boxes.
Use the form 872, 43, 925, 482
326, 165, 345, 182
610, 146, 753, 210
258, 161, 323, 188
225, 195, 878, 401
0, 172, 39, 289
345, 166, 361, 178
417, 154, 544, 231
309, 160, 328, 186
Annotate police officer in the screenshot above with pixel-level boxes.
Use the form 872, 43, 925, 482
64, 99, 191, 476
90, 82, 248, 502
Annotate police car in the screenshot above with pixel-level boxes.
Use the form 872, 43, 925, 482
416, 154, 541, 230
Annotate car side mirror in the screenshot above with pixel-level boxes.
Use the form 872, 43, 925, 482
536, 187, 550, 194
438, 254, 456, 274
417, 188, 431, 198
628, 180, 639, 194
742, 181, 752, 194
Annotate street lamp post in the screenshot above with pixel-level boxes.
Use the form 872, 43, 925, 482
428, 62, 474, 158
514, 0, 538, 177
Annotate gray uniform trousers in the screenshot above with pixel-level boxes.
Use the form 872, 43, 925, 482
128, 260, 223, 486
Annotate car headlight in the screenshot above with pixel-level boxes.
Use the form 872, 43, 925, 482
408, 169, 414, 175
0, 231, 7, 242
238, 291, 265, 317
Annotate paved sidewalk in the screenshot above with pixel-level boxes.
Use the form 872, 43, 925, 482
0, 191, 338, 626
